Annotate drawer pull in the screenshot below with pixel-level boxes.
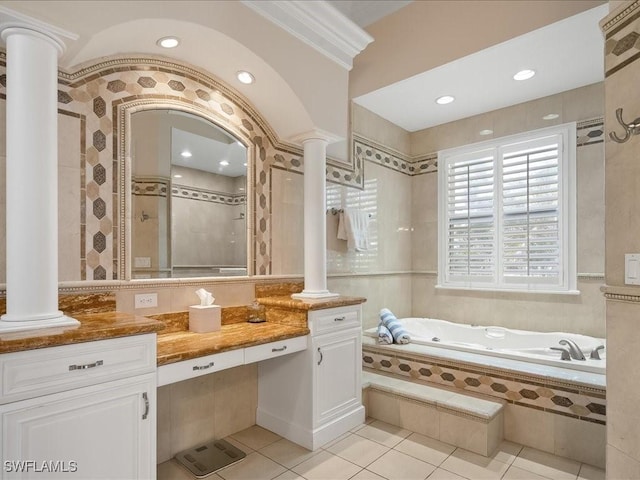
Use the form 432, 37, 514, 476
317, 347, 323, 365
271, 346, 287, 353
142, 392, 149, 420
68, 360, 104, 371
192, 361, 215, 371
334, 316, 346, 322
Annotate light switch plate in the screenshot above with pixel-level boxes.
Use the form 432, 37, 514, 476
625, 254, 640, 285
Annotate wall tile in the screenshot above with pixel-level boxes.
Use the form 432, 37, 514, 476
504, 404, 554, 454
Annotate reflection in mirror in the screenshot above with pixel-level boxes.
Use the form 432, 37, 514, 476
131, 110, 247, 278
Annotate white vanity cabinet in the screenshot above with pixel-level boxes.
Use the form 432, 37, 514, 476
256, 305, 365, 450
0, 334, 157, 479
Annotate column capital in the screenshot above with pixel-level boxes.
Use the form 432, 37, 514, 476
0, 6, 78, 57
289, 128, 343, 146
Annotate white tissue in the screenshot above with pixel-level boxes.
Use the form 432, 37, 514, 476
195, 288, 214, 306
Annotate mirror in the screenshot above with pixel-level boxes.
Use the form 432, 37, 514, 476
130, 110, 248, 278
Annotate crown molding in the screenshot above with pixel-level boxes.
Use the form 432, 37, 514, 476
0, 6, 78, 55
241, 0, 373, 70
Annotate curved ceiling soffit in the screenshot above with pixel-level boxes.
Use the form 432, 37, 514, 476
63, 18, 314, 146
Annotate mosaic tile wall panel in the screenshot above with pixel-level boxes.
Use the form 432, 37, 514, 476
363, 344, 606, 425
603, 0, 640, 77
0, 53, 365, 280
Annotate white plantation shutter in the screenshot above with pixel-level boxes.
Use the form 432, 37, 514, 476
438, 124, 576, 293
501, 136, 562, 285
446, 149, 496, 283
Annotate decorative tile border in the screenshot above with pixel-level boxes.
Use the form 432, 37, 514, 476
602, 0, 640, 77
577, 118, 605, 146
362, 344, 606, 425
132, 178, 169, 197
172, 185, 245, 205
354, 118, 602, 178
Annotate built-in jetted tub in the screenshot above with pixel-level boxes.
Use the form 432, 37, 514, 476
365, 317, 605, 375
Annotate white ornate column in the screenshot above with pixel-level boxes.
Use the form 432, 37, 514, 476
292, 130, 340, 300
0, 9, 79, 331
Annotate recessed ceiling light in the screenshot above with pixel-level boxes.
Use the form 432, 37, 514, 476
435, 95, 455, 105
219, 160, 230, 166
180, 151, 192, 158
479, 129, 493, 136
236, 71, 255, 85
513, 69, 536, 81
243, 162, 247, 167
157, 36, 180, 49
543, 113, 559, 120
173, 174, 182, 179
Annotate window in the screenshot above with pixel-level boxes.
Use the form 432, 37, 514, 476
437, 123, 577, 293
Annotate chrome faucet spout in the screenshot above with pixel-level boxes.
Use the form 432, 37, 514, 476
551, 346, 571, 361
559, 339, 586, 361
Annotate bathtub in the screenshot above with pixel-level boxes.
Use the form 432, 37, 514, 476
365, 317, 606, 375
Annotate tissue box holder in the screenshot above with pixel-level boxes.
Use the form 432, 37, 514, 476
189, 305, 221, 333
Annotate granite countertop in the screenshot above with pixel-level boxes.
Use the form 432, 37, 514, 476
257, 295, 366, 311
156, 321, 310, 366
0, 292, 357, 363
0, 312, 165, 354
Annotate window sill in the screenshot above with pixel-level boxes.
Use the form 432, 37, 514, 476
435, 284, 581, 296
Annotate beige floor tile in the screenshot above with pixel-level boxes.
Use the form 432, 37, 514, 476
394, 433, 455, 467
326, 433, 390, 468
260, 438, 321, 469
355, 420, 412, 448
426, 468, 467, 480
229, 425, 282, 450
578, 463, 606, 480
512, 447, 581, 480
224, 436, 256, 454
322, 431, 353, 449
502, 465, 549, 480
439, 448, 510, 480
489, 441, 523, 466
367, 449, 437, 480
292, 450, 362, 480
349, 469, 388, 480
273, 470, 307, 480
217, 452, 286, 480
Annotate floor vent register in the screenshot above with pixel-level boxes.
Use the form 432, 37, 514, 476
175, 439, 246, 477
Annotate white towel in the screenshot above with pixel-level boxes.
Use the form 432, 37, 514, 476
337, 208, 370, 252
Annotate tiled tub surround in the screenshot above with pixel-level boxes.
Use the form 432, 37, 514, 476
363, 370, 506, 457
362, 338, 606, 467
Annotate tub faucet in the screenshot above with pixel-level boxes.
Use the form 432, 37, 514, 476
590, 345, 605, 360
559, 339, 586, 361
551, 346, 571, 361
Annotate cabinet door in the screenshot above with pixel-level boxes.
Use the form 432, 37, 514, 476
314, 329, 361, 426
1, 373, 155, 480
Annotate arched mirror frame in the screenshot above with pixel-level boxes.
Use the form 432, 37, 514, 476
118, 99, 255, 280
0, 54, 364, 285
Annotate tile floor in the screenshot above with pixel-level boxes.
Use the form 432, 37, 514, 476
157, 419, 605, 480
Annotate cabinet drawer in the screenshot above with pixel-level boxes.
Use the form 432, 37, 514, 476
311, 307, 360, 336
244, 336, 308, 364
0, 334, 156, 404
157, 349, 244, 386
